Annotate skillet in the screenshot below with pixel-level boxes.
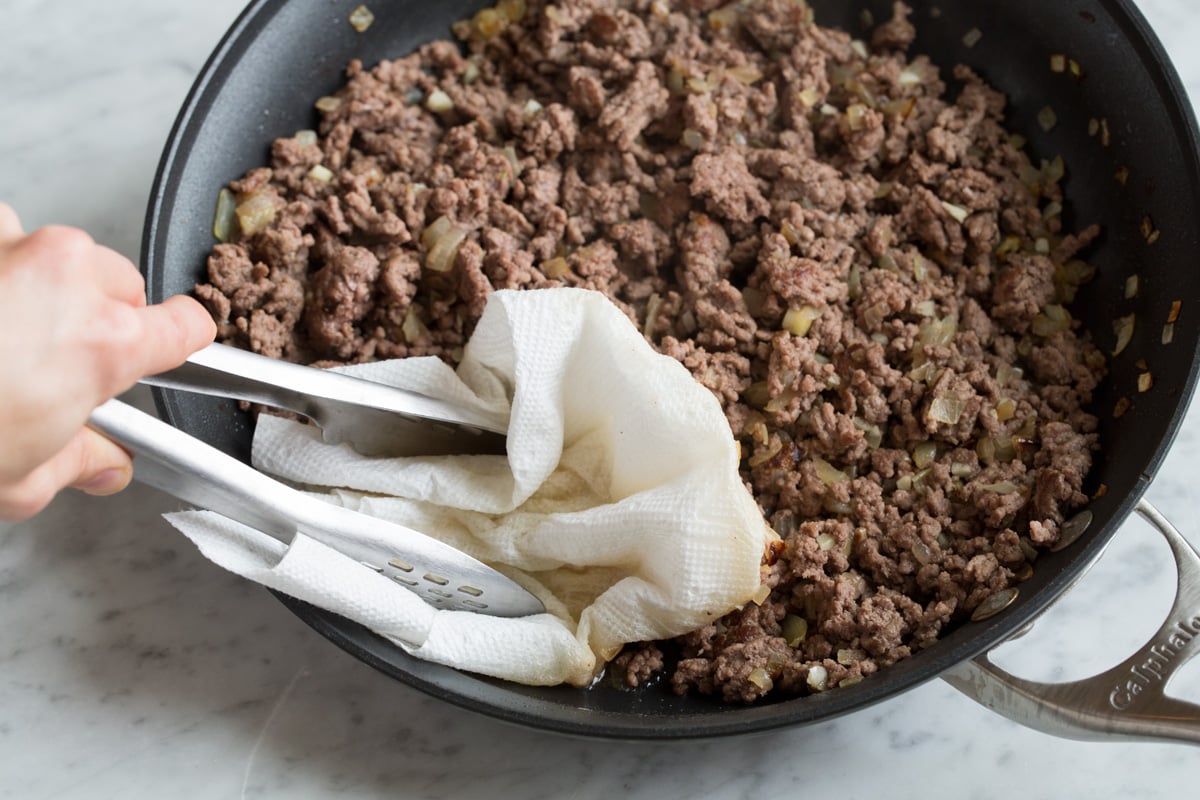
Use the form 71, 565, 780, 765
141, 0, 1200, 741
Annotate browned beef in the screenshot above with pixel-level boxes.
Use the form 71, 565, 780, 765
197, 0, 1104, 703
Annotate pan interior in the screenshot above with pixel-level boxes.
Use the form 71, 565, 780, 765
143, 0, 1200, 738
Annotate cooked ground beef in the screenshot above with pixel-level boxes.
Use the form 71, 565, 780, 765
196, 0, 1105, 703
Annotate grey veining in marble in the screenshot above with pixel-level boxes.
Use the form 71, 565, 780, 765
2, 1, 1200, 798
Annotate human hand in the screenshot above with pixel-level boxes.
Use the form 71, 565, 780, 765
0, 203, 216, 520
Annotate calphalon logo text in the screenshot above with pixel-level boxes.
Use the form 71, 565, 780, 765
1109, 612, 1200, 710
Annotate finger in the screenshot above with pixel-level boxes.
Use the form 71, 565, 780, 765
0, 429, 131, 521
92, 245, 147, 307
0, 203, 24, 244
127, 294, 218, 377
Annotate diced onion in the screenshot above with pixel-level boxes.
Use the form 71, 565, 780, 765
728, 64, 763, 85
797, 87, 821, 108
747, 667, 774, 692
852, 417, 883, 449
681, 128, 705, 149
1038, 105, 1058, 132
497, 0, 526, 21
918, 315, 958, 347
912, 252, 929, 282
912, 441, 937, 469
294, 129, 318, 147
765, 389, 798, 414
348, 5, 375, 32
748, 437, 783, 467
908, 361, 936, 385
420, 215, 454, 250
928, 396, 964, 425
421, 215, 466, 272
426, 89, 454, 112
1138, 372, 1154, 392
976, 437, 996, 464
962, 27, 983, 47
743, 381, 770, 409
307, 164, 334, 183
1031, 304, 1071, 336
642, 292, 663, 337
425, 229, 466, 272
1163, 323, 1176, 345
996, 362, 1023, 387
782, 615, 808, 647
996, 235, 1021, 257
911, 540, 934, 565
782, 305, 822, 336
940, 200, 969, 223
807, 664, 829, 691
863, 300, 891, 329
837, 648, 865, 665
473, 7, 507, 37
845, 103, 868, 131
1043, 155, 1065, 185
212, 188, 236, 242
314, 96, 342, 112
812, 457, 849, 485
1112, 313, 1136, 356
978, 480, 1020, 494
750, 582, 772, 605
897, 66, 923, 86
996, 398, 1016, 421
541, 256, 569, 278
708, 5, 739, 32
1125, 274, 1139, 299
234, 191, 276, 237
401, 306, 428, 343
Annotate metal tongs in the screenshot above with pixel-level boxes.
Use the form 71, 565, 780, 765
88, 343, 544, 618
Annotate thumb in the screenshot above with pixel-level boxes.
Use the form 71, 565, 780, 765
66, 429, 134, 496
0, 428, 132, 520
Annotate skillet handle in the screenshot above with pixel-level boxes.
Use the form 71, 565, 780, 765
943, 499, 1200, 745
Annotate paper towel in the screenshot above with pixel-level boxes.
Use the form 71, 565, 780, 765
166, 288, 769, 686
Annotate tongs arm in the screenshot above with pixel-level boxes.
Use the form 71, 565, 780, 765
141, 343, 507, 457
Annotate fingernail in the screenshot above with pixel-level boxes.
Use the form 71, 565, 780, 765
79, 468, 131, 496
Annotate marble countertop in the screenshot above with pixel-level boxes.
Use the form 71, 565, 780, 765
2, 1, 1199, 797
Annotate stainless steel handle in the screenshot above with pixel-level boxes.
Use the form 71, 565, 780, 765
88, 398, 315, 544
944, 499, 1200, 745
87, 399, 545, 617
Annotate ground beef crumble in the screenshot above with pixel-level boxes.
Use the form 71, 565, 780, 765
197, 0, 1106, 704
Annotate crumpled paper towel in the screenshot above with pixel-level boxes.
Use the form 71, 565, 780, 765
165, 288, 769, 686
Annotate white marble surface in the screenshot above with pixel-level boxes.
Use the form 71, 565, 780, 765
2, 0, 1200, 796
